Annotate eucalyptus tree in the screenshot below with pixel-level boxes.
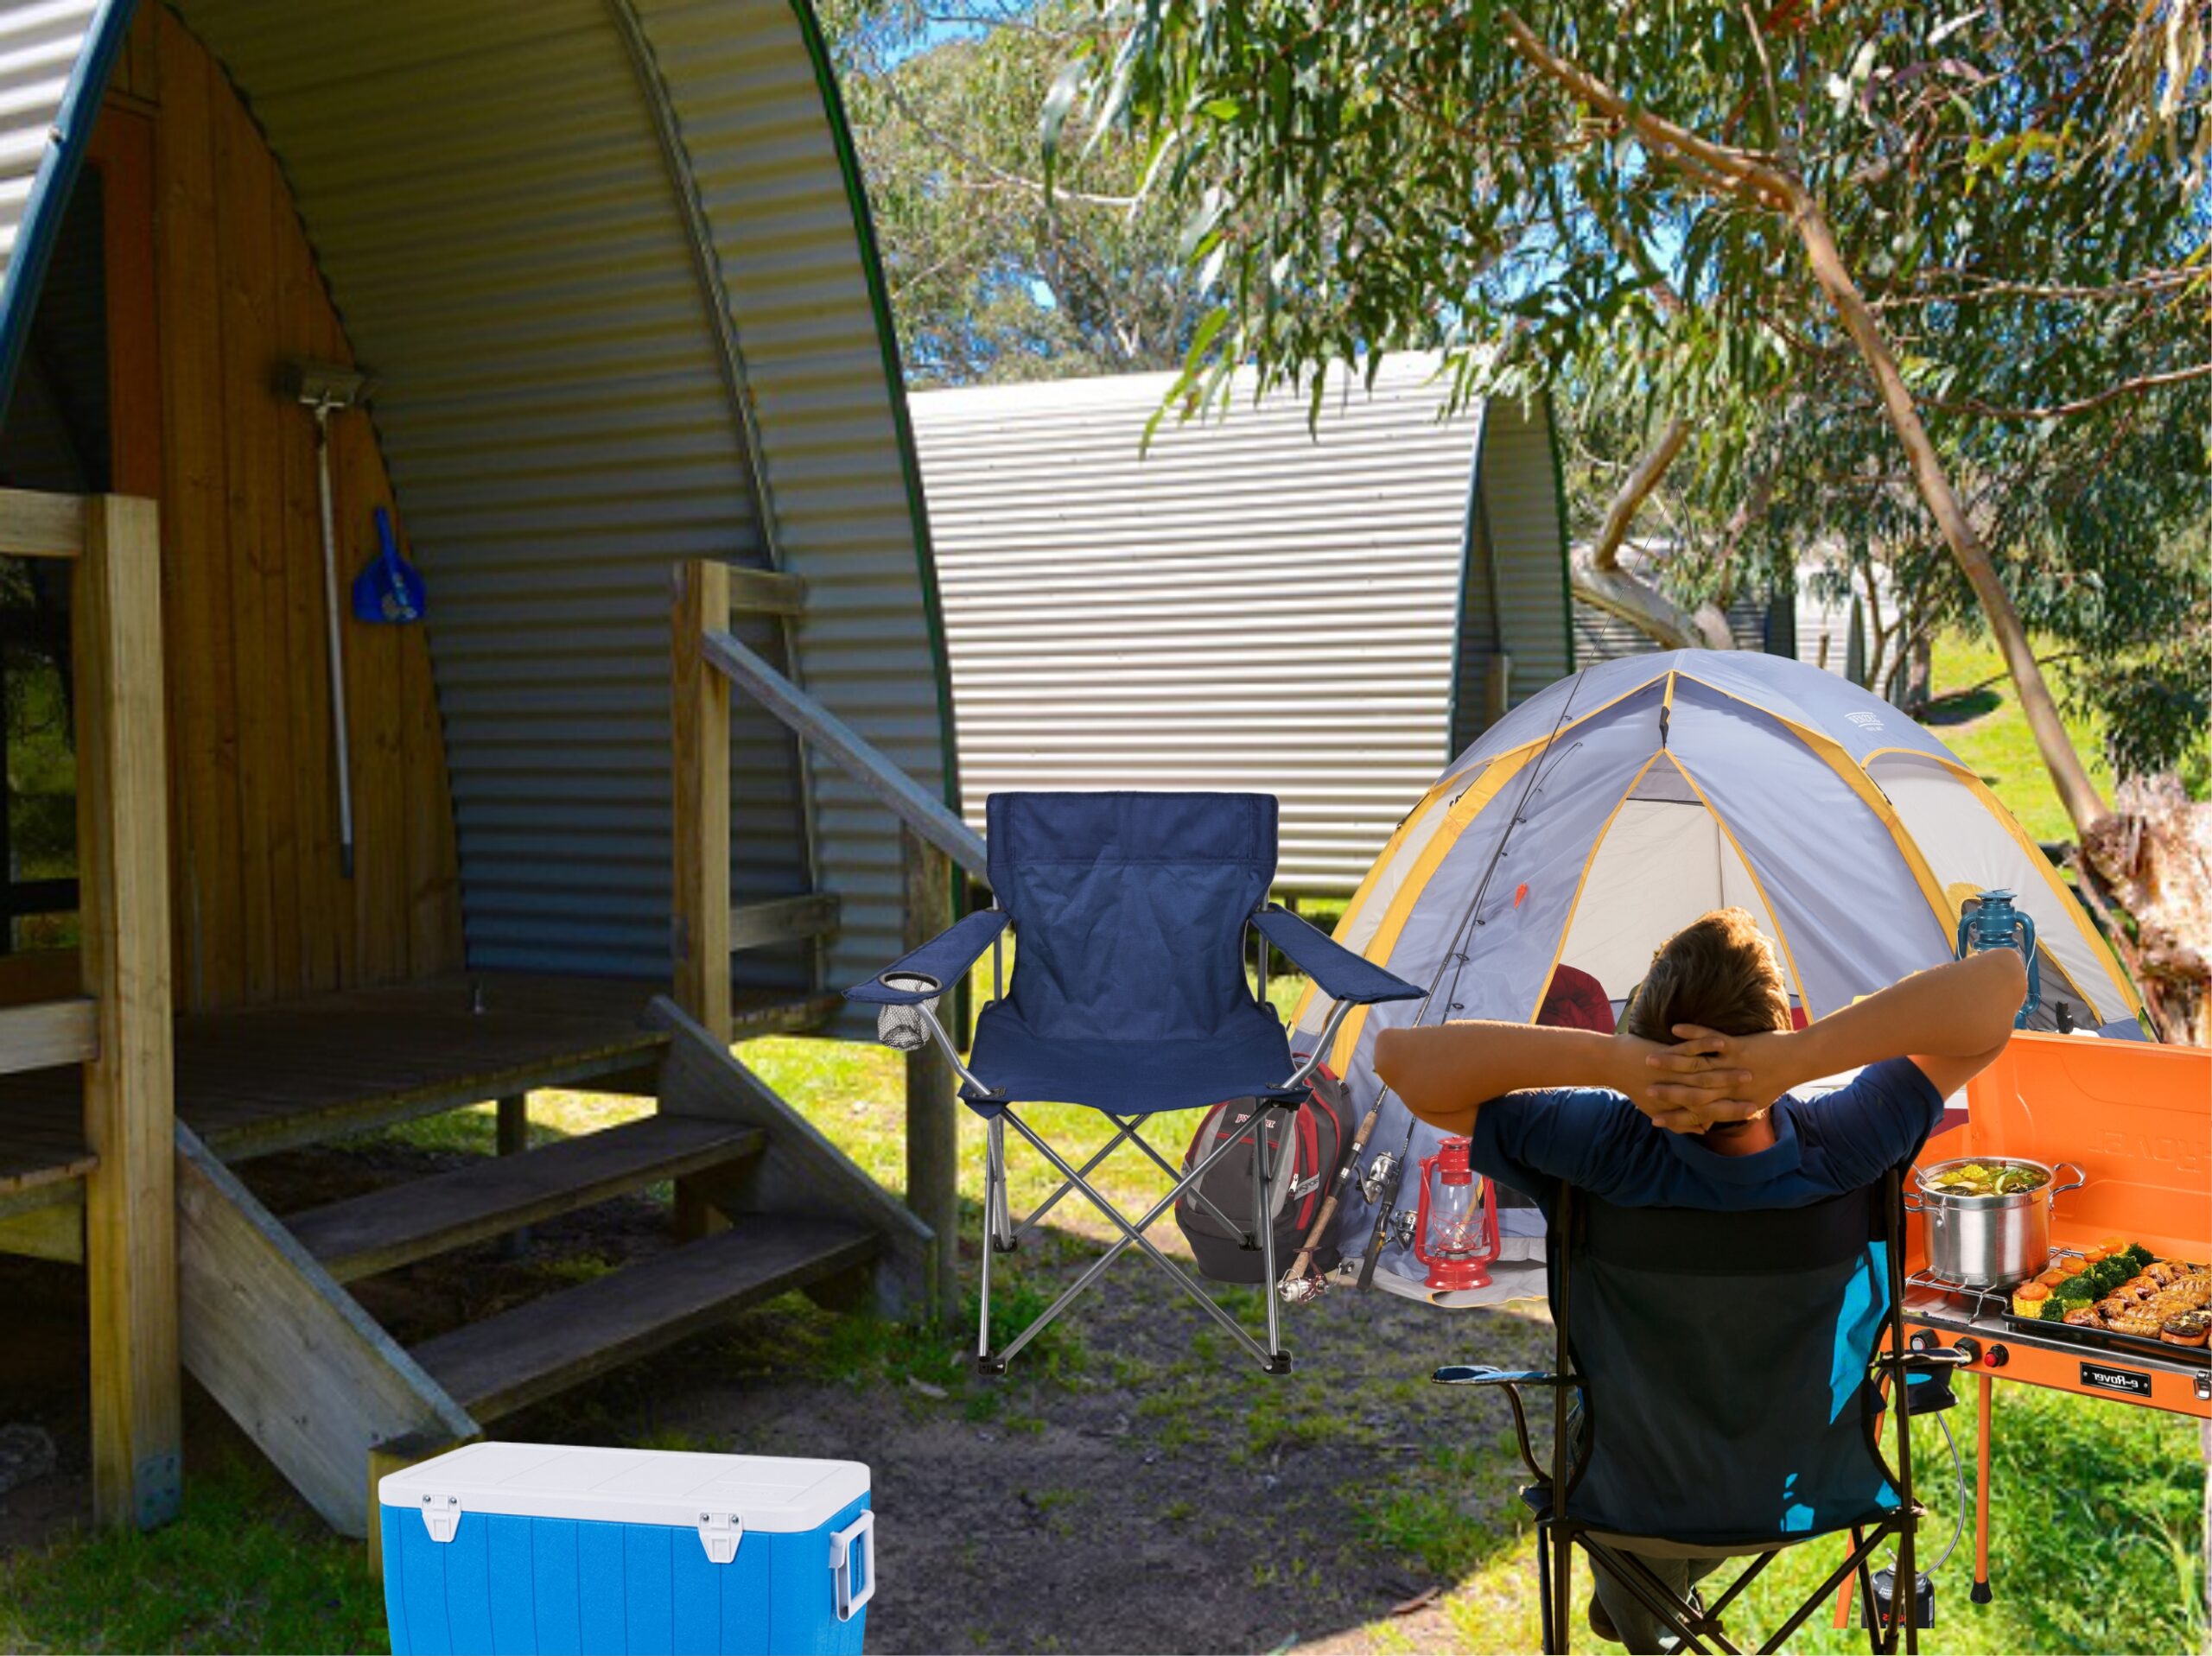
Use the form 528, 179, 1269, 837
1058, 0, 2210, 1037
823, 0, 1201, 384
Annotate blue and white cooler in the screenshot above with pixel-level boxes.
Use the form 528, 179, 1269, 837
378, 1443, 874, 1656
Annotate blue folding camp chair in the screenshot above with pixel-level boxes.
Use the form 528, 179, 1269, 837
1435, 1167, 1968, 1655
849, 792, 1420, 1374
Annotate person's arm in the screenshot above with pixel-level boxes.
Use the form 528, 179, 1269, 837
1648, 948, 2029, 1117
1375, 1021, 1686, 1138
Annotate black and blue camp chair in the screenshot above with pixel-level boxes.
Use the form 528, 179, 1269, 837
1436, 1168, 1968, 1654
849, 792, 1420, 1374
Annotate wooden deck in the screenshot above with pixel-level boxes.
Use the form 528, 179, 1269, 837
0, 973, 836, 1215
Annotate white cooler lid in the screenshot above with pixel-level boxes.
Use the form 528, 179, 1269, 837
379, 1442, 869, 1533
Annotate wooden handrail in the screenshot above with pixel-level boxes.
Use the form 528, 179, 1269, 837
0, 487, 88, 559
700, 626, 988, 881
0, 996, 98, 1074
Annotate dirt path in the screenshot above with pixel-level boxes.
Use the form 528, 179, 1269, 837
0, 1136, 1557, 1654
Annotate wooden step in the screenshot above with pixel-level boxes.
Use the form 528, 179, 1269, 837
411, 1216, 880, 1420
289, 1115, 767, 1282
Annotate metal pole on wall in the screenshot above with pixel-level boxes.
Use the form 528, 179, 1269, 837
901, 825, 960, 1325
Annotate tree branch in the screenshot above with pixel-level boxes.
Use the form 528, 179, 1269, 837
1591, 416, 1690, 570
1927, 359, 2212, 422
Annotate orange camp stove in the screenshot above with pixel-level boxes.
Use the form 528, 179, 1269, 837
1842, 1031, 2209, 1626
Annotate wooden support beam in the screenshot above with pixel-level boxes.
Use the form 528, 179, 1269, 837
177, 1124, 477, 1537
0, 488, 87, 559
701, 627, 987, 881
726, 566, 806, 617
728, 891, 840, 952
0, 997, 98, 1075
75, 494, 181, 1531
671, 560, 732, 1037
496, 1094, 530, 1260
902, 828, 959, 1325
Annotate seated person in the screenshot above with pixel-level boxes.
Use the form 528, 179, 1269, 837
1374, 908, 2027, 1652
1376, 907, 2027, 1216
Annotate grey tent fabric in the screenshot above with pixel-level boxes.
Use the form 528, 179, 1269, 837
1290, 650, 2139, 1300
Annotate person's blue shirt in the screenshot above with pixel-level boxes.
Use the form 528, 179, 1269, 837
1471, 1056, 1944, 1214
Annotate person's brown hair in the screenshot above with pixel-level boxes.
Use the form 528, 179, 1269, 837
1621, 908, 1791, 1045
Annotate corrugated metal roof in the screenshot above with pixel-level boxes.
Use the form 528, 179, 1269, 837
912, 357, 1570, 893
0, 0, 128, 406
133, 0, 950, 1011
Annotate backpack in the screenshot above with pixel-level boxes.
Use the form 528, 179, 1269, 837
1174, 1064, 1353, 1283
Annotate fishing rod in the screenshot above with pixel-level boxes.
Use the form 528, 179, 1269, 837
1350, 668, 1590, 1294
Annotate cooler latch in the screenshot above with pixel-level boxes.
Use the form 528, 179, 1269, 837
696, 1510, 743, 1564
416, 1493, 461, 1544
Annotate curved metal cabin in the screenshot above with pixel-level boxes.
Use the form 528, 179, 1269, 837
0, 0, 953, 1536
912, 357, 1573, 894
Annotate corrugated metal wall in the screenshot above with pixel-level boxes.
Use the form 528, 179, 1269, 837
912, 357, 1569, 894
1450, 395, 1573, 753
159, 0, 948, 1007
632, 0, 955, 1020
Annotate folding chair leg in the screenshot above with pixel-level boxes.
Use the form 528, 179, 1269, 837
1535, 1520, 1557, 1656
987, 1115, 1018, 1250
985, 1107, 1286, 1373
1255, 1102, 1289, 1371
976, 1121, 1004, 1372
1554, 1521, 1574, 1654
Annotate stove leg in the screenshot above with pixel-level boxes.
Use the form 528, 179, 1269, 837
1969, 1372, 1994, 1602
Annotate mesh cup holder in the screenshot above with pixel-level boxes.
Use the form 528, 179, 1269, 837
875, 972, 942, 1051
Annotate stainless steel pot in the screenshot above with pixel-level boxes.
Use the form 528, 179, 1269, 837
1904, 1158, 2086, 1288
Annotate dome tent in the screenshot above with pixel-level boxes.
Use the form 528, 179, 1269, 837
1286, 650, 2143, 1297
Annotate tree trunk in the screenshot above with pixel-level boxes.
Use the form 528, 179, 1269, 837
1578, 416, 1736, 650
1783, 194, 2110, 834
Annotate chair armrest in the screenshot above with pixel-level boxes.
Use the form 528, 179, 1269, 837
1253, 905, 1421, 1005
845, 910, 1009, 1005
1432, 1365, 1568, 1386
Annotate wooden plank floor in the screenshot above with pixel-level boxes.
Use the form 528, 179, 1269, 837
0, 974, 836, 1214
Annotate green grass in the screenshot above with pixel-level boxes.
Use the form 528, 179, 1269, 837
1922, 632, 2113, 845
0, 1452, 389, 1654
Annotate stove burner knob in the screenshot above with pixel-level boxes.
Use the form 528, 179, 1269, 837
1950, 1337, 1982, 1366
1909, 1330, 1940, 1355
1984, 1344, 2008, 1368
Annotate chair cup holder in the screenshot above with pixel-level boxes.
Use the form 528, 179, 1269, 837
874, 972, 941, 1052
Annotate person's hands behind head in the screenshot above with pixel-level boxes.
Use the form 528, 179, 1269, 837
1635, 1025, 1796, 1132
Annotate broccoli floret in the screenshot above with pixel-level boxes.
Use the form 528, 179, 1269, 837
2084, 1260, 2127, 1295
2120, 1244, 2156, 1274
2050, 1275, 2096, 1304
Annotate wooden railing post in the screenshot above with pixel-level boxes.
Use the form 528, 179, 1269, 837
75, 494, 181, 1528
671, 558, 731, 1037
901, 826, 959, 1325
671, 560, 732, 1242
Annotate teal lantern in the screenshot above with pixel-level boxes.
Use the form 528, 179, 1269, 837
1956, 889, 2039, 1029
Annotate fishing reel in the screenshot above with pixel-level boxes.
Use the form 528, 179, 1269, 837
1359, 1152, 1400, 1205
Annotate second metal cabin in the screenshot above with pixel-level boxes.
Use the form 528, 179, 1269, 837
0, 0, 954, 1540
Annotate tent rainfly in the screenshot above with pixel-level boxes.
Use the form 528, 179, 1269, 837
912, 356, 1573, 894
1288, 650, 2145, 1298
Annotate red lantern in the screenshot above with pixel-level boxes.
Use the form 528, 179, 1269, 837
1413, 1135, 1501, 1291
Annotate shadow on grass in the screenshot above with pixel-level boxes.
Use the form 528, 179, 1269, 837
1923, 686, 2003, 726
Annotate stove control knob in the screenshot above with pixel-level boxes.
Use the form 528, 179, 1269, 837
1950, 1338, 1982, 1366
1908, 1330, 1940, 1355
1985, 1344, 2009, 1368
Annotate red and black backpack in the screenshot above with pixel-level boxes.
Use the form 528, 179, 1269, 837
1174, 1064, 1353, 1283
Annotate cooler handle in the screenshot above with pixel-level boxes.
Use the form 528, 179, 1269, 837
830, 1508, 874, 1622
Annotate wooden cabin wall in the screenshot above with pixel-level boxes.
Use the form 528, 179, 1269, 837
99, 7, 463, 1014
